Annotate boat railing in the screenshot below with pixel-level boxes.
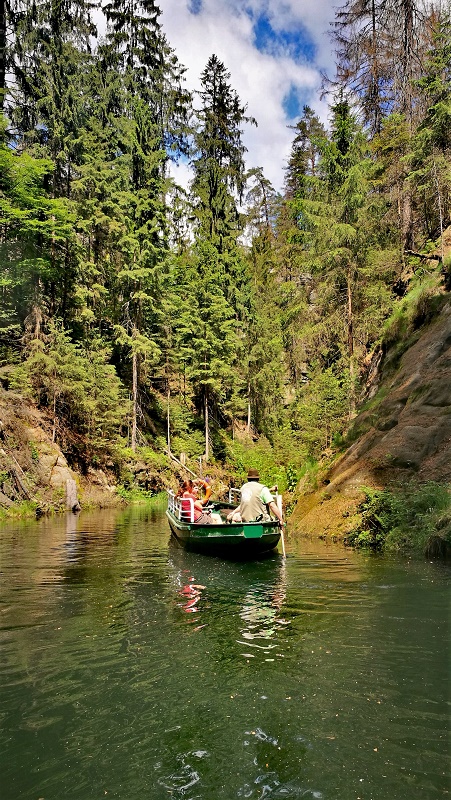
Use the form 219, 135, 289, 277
167, 490, 195, 523
228, 487, 241, 505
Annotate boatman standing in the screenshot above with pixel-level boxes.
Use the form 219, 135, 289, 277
228, 468, 284, 525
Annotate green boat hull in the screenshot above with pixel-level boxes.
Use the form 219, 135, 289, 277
166, 507, 281, 556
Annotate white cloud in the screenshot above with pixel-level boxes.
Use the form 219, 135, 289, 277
159, 0, 336, 193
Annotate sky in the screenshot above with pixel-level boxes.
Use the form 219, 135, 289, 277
157, 0, 338, 194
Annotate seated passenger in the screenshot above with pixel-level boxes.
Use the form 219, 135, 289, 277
227, 469, 283, 525
178, 480, 219, 524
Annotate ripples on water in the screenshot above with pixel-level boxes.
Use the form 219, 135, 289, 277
0, 505, 449, 800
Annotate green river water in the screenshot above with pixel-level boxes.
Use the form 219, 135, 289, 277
0, 501, 449, 800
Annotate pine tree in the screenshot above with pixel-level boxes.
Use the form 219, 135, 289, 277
11, 320, 127, 459
408, 10, 451, 250
76, 0, 192, 450
10, 0, 96, 187
187, 54, 256, 454
330, 0, 391, 135
191, 54, 256, 252
243, 168, 287, 433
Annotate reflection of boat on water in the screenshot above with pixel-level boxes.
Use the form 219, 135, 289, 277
238, 565, 288, 659
167, 542, 289, 652
166, 489, 282, 557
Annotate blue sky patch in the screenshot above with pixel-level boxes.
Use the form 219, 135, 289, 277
188, 0, 202, 14
282, 84, 301, 120
252, 12, 316, 63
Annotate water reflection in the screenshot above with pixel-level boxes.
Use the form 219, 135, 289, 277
177, 574, 207, 615
167, 541, 292, 666
0, 507, 449, 800
238, 565, 288, 661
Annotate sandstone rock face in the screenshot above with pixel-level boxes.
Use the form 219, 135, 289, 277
0, 388, 113, 511
291, 300, 451, 537
49, 455, 74, 490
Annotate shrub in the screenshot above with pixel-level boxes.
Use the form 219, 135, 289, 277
346, 482, 451, 555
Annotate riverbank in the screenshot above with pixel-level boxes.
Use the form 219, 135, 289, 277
0, 386, 232, 521
1, 294, 450, 559
0, 386, 126, 520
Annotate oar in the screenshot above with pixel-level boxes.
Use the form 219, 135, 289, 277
274, 486, 286, 559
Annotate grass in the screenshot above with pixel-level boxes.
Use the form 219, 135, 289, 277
0, 500, 39, 522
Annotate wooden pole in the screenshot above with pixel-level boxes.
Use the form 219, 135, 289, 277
275, 488, 286, 558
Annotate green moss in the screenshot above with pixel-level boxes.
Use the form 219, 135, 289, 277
381, 275, 443, 349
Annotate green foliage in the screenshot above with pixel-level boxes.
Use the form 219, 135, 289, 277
286, 464, 299, 492
1, 0, 450, 499
346, 483, 451, 553
0, 500, 40, 521
29, 442, 39, 463
226, 436, 298, 491
115, 485, 155, 502
11, 321, 128, 458
291, 368, 350, 458
381, 274, 443, 348
0, 118, 76, 333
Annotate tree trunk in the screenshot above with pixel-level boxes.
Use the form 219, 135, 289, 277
347, 273, 356, 418
66, 478, 80, 512
131, 350, 138, 452
433, 156, 445, 261
0, 0, 7, 114
52, 390, 57, 443
399, 0, 415, 126
204, 393, 209, 461
402, 184, 415, 251
0, 0, 6, 112
167, 388, 171, 455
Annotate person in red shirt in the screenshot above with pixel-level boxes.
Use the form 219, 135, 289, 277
178, 480, 215, 524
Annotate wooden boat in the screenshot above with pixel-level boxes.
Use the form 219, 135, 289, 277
166, 488, 282, 556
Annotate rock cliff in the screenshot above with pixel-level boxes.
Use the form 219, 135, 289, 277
290, 297, 451, 539
0, 387, 121, 514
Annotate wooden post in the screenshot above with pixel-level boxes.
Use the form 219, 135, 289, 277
275, 488, 286, 559
66, 478, 80, 512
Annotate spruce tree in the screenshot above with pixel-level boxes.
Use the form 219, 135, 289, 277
188, 54, 256, 455
76, 0, 191, 450
408, 11, 451, 249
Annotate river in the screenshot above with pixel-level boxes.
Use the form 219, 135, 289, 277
0, 500, 449, 800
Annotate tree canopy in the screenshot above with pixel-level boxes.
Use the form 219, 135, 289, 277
0, 0, 449, 478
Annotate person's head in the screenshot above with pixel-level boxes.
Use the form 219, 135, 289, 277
181, 479, 193, 494
247, 468, 260, 482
